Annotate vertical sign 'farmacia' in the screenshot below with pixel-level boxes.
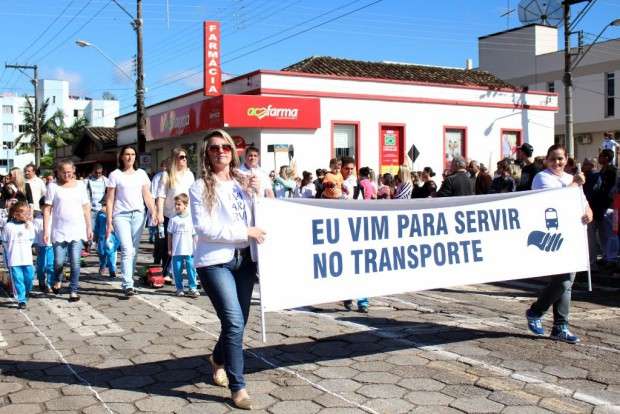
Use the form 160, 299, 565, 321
203, 21, 221, 96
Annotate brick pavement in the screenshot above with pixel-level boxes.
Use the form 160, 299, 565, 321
0, 239, 619, 413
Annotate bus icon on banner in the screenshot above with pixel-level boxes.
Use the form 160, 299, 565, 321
545, 208, 559, 231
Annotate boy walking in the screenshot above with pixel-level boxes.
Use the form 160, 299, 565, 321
93, 204, 119, 278
33, 198, 54, 292
167, 194, 199, 297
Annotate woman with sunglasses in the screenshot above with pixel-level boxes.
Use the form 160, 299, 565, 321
189, 129, 265, 410
525, 144, 592, 344
155, 147, 195, 288
106, 145, 157, 297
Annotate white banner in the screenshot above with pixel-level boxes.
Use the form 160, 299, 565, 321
255, 188, 589, 312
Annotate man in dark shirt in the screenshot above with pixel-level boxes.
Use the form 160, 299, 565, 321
516, 143, 541, 191
436, 156, 474, 197
591, 149, 618, 266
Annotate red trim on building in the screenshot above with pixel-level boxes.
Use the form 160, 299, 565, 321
330, 120, 361, 171
443, 126, 468, 170
255, 88, 559, 112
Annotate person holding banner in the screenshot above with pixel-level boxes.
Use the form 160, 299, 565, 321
526, 144, 593, 344
189, 129, 265, 411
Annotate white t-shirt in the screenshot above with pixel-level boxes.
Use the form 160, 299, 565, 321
532, 169, 588, 207
45, 181, 89, 243
107, 169, 151, 216
168, 213, 195, 256
27, 176, 46, 211
2, 221, 35, 267
601, 138, 619, 151
342, 175, 361, 200
156, 169, 195, 218
33, 215, 52, 246
239, 164, 272, 197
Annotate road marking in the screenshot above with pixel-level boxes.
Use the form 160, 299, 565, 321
289, 306, 620, 412
42, 299, 123, 337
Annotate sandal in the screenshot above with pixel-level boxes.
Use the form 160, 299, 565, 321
208, 355, 229, 387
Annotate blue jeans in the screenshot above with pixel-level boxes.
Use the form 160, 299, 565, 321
529, 272, 575, 325
172, 255, 197, 291
113, 210, 145, 289
197, 251, 256, 392
11, 265, 34, 303
52, 240, 83, 293
36, 245, 54, 289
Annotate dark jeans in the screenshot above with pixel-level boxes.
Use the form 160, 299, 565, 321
197, 250, 256, 392
529, 272, 575, 325
52, 240, 83, 293
153, 216, 170, 273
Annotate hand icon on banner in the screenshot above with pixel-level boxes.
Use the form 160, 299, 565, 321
527, 231, 564, 252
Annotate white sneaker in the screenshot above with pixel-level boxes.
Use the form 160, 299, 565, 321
176, 290, 185, 297
188, 289, 200, 298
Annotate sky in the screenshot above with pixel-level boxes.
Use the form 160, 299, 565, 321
0, 0, 618, 115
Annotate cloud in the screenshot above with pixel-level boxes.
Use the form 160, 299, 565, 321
51, 68, 84, 95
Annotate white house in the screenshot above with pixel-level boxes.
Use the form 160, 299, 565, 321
0, 79, 119, 174
478, 23, 620, 160
116, 56, 557, 177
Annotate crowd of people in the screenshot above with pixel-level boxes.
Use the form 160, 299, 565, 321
1, 128, 617, 410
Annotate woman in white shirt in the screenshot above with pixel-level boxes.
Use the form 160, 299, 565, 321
43, 159, 93, 302
106, 145, 157, 297
189, 129, 265, 410
156, 147, 195, 282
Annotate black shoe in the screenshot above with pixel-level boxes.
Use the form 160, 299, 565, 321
343, 300, 353, 311
68, 292, 80, 302
125, 288, 136, 297
39, 284, 47, 293
109, 271, 116, 279
358, 306, 369, 314
51, 285, 61, 295
17, 302, 26, 309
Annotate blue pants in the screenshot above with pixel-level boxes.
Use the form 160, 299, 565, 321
36, 245, 54, 289
11, 265, 34, 303
172, 255, 197, 291
197, 253, 256, 392
99, 251, 118, 273
52, 240, 83, 294
113, 210, 145, 290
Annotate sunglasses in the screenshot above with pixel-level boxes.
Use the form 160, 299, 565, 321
177, 154, 187, 160
208, 144, 233, 153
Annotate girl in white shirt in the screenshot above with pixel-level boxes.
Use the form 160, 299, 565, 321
106, 145, 157, 297
189, 129, 265, 410
2, 200, 35, 309
43, 159, 92, 302
156, 147, 195, 283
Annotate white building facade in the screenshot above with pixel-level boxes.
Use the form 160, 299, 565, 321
0, 79, 119, 174
479, 24, 620, 160
116, 57, 557, 177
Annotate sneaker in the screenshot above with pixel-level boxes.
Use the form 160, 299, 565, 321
550, 324, 580, 344
526, 309, 545, 336
109, 271, 116, 279
164, 275, 173, 285
358, 305, 369, 314
17, 302, 26, 309
343, 300, 353, 311
188, 289, 200, 298
125, 288, 136, 297
176, 290, 185, 297
98, 268, 108, 277
68, 292, 80, 302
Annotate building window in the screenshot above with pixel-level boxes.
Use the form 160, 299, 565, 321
501, 130, 522, 159
94, 109, 104, 118
0, 160, 8, 167
18, 124, 26, 133
2, 105, 13, 114
73, 109, 79, 117
2, 124, 14, 135
606, 72, 615, 118
52, 96, 56, 104
444, 127, 466, 168
332, 123, 358, 160
4, 142, 13, 149
547, 81, 555, 93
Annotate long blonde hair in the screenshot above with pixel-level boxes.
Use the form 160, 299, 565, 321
9, 167, 26, 194
397, 164, 412, 185
164, 146, 187, 191
200, 129, 248, 212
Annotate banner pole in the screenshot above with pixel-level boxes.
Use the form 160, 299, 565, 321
252, 194, 268, 343
577, 182, 592, 292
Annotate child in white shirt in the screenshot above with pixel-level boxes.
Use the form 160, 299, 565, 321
167, 193, 199, 297
33, 198, 53, 293
2, 201, 35, 309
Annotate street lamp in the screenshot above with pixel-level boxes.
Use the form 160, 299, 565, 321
75, 40, 133, 81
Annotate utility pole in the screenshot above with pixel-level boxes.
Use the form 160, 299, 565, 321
563, 1, 574, 158
4, 63, 41, 167
135, 0, 146, 155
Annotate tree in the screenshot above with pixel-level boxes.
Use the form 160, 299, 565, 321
15, 97, 62, 166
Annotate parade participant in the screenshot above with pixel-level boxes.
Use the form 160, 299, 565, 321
1, 167, 33, 208
273, 165, 295, 198
94, 203, 119, 278
86, 164, 109, 240
24, 164, 45, 212
435, 157, 474, 197
525, 144, 593, 344
43, 160, 92, 302
590, 149, 617, 268
167, 193, 199, 298
515, 143, 540, 191
341, 156, 361, 200
475, 164, 493, 195
33, 198, 53, 292
601, 131, 619, 166
3, 200, 35, 309
106, 145, 157, 297
294, 171, 316, 198
156, 148, 195, 283
489, 160, 516, 193
313, 168, 326, 198
189, 129, 265, 410
150, 159, 167, 246
412, 167, 437, 198
240, 146, 274, 198
377, 173, 394, 199
358, 167, 376, 200
322, 158, 343, 199
394, 164, 413, 199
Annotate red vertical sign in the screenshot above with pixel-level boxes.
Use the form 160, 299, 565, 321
380, 125, 403, 175
204, 21, 221, 96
